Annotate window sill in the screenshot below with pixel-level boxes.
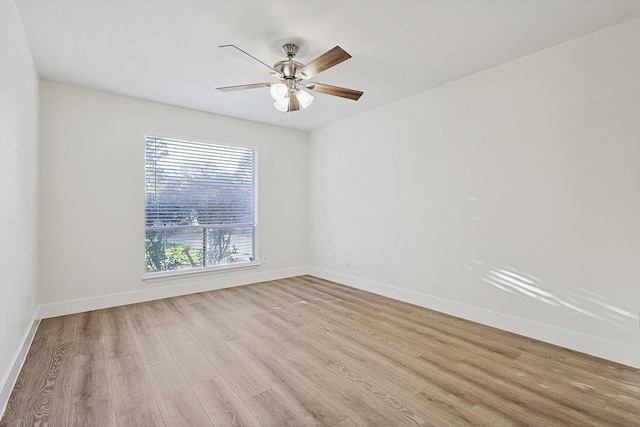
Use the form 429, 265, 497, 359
143, 261, 260, 283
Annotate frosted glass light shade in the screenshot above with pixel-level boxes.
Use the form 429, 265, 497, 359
273, 97, 289, 112
296, 90, 314, 109
270, 83, 288, 100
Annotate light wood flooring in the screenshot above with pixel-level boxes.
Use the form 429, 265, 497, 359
1, 275, 639, 426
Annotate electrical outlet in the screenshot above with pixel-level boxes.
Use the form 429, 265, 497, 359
375, 263, 380, 273
26, 295, 30, 307
262, 255, 268, 264
351, 260, 358, 269
346, 259, 350, 268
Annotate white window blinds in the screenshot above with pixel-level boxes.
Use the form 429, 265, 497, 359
145, 135, 256, 274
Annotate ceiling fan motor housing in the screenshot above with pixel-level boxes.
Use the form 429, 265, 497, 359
274, 60, 303, 80
282, 43, 299, 58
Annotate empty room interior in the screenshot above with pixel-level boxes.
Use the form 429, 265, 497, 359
2, 0, 640, 425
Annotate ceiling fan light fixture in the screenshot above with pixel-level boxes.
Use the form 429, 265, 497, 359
296, 89, 314, 109
273, 96, 290, 112
269, 83, 288, 100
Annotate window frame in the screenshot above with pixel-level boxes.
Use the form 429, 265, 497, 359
143, 133, 260, 280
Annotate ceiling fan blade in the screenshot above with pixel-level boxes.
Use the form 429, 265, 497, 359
216, 83, 271, 92
296, 46, 351, 79
219, 45, 282, 77
305, 82, 363, 101
288, 93, 300, 112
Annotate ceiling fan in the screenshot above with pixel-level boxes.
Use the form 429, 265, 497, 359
216, 43, 363, 112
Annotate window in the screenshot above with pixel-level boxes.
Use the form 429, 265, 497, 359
144, 135, 256, 275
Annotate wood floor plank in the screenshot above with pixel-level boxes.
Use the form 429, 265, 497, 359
266, 286, 351, 330
285, 294, 376, 335
153, 320, 220, 385
75, 310, 104, 355
222, 311, 302, 361
232, 284, 286, 311
268, 306, 314, 328
69, 351, 116, 427
145, 358, 213, 426
469, 397, 547, 426
214, 286, 263, 315
107, 354, 165, 426
453, 360, 609, 426
333, 418, 363, 427
409, 390, 482, 426
516, 352, 640, 403
140, 298, 177, 325
123, 304, 171, 364
42, 315, 78, 348
282, 332, 337, 368
409, 309, 572, 363
227, 337, 347, 426
3, 276, 639, 427
604, 395, 640, 426
8, 341, 76, 426
333, 315, 463, 373
322, 358, 436, 426
310, 298, 437, 356
408, 354, 488, 408
190, 301, 243, 341
152, 319, 194, 352
192, 376, 261, 427
331, 418, 364, 427
100, 307, 137, 360
299, 325, 427, 399
465, 353, 609, 410
176, 346, 222, 386
327, 293, 524, 362
230, 307, 336, 367
243, 388, 312, 427
162, 297, 205, 331
273, 277, 342, 305
184, 323, 269, 400
563, 353, 626, 375
285, 356, 425, 427
254, 280, 304, 304
199, 290, 235, 314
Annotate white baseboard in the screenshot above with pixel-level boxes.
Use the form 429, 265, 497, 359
38, 266, 309, 319
307, 267, 640, 369
1, 312, 40, 419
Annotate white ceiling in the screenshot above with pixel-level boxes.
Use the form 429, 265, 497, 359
14, 0, 640, 132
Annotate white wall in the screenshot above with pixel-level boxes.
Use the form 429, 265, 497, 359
0, 0, 40, 411
308, 18, 640, 367
38, 82, 308, 316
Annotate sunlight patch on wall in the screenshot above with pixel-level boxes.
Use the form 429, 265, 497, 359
467, 261, 639, 333
481, 267, 599, 319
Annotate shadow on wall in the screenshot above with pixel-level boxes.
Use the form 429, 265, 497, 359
466, 260, 639, 334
